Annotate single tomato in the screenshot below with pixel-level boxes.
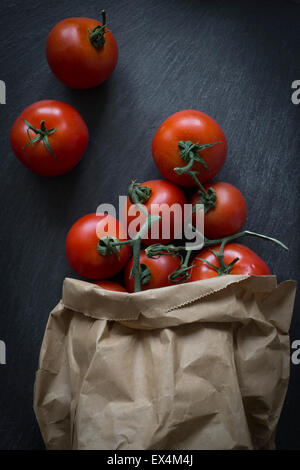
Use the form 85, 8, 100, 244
191, 182, 247, 239
124, 179, 187, 246
94, 280, 127, 292
46, 11, 118, 89
124, 250, 181, 292
66, 213, 131, 280
10, 100, 89, 176
189, 243, 271, 281
152, 110, 227, 187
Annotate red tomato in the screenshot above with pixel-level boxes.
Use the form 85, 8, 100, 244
191, 182, 247, 239
46, 13, 118, 89
152, 110, 227, 187
66, 213, 131, 280
124, 250, 181, 292
124, 179, 187, 246
10, 100, 89, 177
94, 280, 127, 292
189, 243, 271, 281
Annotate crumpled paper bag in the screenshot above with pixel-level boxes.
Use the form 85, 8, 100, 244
33, 275, 296, 450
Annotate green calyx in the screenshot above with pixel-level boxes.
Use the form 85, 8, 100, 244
197, 248, 239, 276
97, 236, 121, 257
168, 249, 193, 283
192, 187, 217, 214
128, 181, 152, 205
89, 10, 108, 48
174, 140, 221, 207
23, 118, 58, 162
174, 140, 220, 176
168, 263, 193, 283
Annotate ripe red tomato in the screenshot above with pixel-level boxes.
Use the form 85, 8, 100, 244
189, 243, 271, 281
10, 100, 89, 177
66, 213, 131, 280
94, 280, 127, 292
125, 179, 187, 246
152, 110, 227, 187
46, 12, 118, 89
191, 182, 247, 239
124, 250, 181, 292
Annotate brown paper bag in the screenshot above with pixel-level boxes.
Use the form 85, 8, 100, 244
33, 275, 296, 450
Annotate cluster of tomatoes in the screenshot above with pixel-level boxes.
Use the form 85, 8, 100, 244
9, 11, 284, 294
66, 108, 282, 293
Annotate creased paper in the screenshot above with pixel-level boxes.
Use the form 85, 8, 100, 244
33, 275, 296, 450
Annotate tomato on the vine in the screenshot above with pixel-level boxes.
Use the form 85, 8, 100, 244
10, 100, 89, 177
46, 11, 118, 89
189, 243, 271, 281
125, 179, 187, 246
191, 182, 247, 239
66, 213, 131, 280
124, 250, 181, 292
94, 280, 127, 292
152, 110, 227, 187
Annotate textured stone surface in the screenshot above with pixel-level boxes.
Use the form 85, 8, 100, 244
0, 0, 299, 450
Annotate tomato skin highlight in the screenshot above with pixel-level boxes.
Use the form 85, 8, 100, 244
46, 17, 118, 89
10, 100, 89, 177
191, 182, 247, 239
189, 243, 271, 281
66, 214, 131, 280
125, 179, 187, 246
94, 280, 127, 292
124, 250, 181, 292
152, 110, 227, 187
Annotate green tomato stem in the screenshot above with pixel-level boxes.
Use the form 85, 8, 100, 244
204, 230, 288, 251
98, 183, 161, 292
174, 140, 220, 212
23, 119, 59, 162
132, 237, 142, 292
89, 10, 108, 49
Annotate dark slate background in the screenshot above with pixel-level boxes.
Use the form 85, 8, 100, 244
0, 0, 299, 450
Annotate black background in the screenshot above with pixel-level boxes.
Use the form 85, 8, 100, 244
0, 0, 299, 450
